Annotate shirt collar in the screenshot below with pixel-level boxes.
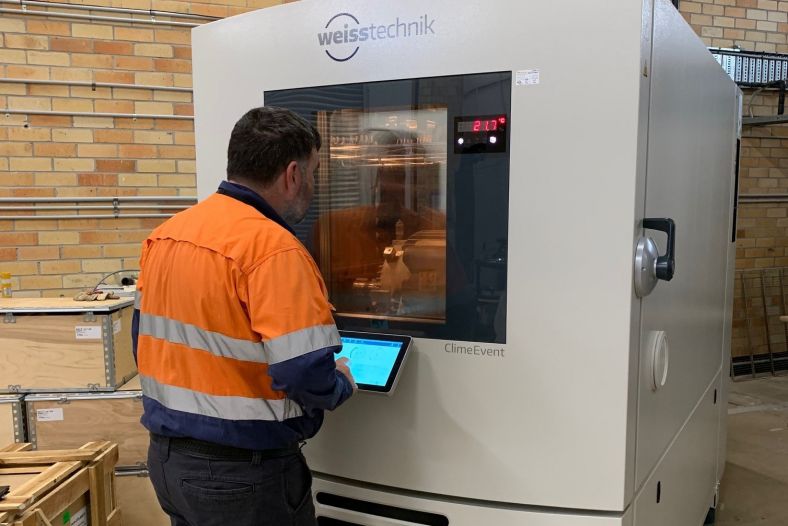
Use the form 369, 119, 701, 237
217, 180, 295, 235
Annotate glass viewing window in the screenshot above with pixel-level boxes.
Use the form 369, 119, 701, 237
266, 71, 511, 343
312, 108, 448, 324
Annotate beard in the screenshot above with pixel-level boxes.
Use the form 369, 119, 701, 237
283, 187, 311, 225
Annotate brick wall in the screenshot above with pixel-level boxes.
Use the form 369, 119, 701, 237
0, 0, 284, 298
679, 1, 788, 359
731, 83, 788, 361
681, 0, 788, 53
2, 0, 787, 360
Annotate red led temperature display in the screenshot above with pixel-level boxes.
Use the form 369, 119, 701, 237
454, 114, 508, 154
473, 119, 495, 131
457, 116, 507, 134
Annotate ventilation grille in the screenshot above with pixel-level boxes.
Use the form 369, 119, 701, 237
315, 493, 449, 526
317, 519, 363, 526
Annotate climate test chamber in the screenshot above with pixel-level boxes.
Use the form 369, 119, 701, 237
192, 0, 741, 524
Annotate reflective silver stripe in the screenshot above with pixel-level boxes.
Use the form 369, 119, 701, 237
140, 374, 303, 421
139, 313, 266, 364
134, 290, 142, 309
264, 324, 340, 365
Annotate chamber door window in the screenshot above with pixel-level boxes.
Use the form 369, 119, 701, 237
266, 71, 510, 343
314, 108, 448, 324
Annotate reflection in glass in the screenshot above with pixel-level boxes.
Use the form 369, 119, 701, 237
312, 108, 448, 323
267, 71, 511, 343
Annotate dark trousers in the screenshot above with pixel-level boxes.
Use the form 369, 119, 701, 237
148, 435, 317, 526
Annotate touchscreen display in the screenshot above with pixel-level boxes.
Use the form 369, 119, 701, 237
336, 336, 404, 387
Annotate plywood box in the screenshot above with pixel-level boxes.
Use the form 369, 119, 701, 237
115, 469, 169, 526
0, 298, 136, 393
26, 376, 146, 469
0, 396, 24, 446
0, 441, 120, 526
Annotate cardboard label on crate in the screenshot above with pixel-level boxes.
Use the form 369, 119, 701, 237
75, 326, 102, 340
70, 507, 87, 526
113, 318, 122, 335
36, 408, 64, 422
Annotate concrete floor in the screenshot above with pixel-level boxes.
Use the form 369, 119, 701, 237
716, 375, 788, 525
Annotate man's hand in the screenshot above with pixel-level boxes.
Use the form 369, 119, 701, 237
336, 357, 358, 392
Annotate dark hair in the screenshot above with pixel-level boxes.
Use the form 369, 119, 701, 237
226, 106, 321, 186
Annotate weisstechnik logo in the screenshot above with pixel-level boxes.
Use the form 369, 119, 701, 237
318, 12, 436, 62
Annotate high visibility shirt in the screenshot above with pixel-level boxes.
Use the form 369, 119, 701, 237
132, 181, 353, 450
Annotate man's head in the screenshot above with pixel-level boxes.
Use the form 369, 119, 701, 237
227, 107, 321, 224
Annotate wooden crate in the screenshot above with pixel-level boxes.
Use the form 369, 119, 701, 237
0, 298, 136, 393
0, 441, 120, 526
114, 470, 169, 526
0, 397, 24, 447
25, 376, 146, 469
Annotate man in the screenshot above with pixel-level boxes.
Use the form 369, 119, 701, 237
131, 107, 356, 526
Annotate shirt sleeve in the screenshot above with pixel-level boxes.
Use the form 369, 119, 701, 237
246, 248, 353, 413
132, 239, 151, 365
132, 308, 140, 364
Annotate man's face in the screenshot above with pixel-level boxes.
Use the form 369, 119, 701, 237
290, 149, 319, 224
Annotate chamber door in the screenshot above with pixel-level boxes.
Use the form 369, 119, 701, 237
266, 72, 512, 344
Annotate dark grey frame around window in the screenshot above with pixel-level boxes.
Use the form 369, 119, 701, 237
266, 71, 511, 343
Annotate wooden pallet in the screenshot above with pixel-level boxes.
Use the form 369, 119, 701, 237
0, 441, 120, 526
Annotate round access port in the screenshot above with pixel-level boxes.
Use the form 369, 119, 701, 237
650, 331, 670, 391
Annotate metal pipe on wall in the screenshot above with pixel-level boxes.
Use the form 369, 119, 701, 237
0, 197, 195, 203
739, 194, 788, 203
0, 0, 217, 21
0, 214, 176, 220
0, 7, 200, 27
0, 197, 196, 219
2, 108, 193, 120
0, 78, 193, 93
0, 205, 189, 211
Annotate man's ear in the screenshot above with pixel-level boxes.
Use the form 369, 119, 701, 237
282, 160, 301, 198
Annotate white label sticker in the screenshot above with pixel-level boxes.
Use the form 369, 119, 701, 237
71, 507, 88, 526
113, 318, 122, 335
36, 408, 64, 422
75, 326, 102, 340
516, 69, 540, 86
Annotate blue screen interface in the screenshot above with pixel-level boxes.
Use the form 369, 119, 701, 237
336, 337, 403, 387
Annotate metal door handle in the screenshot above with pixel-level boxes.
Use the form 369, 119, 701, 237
634, 218, 676, 298
643, 218, 676, 281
